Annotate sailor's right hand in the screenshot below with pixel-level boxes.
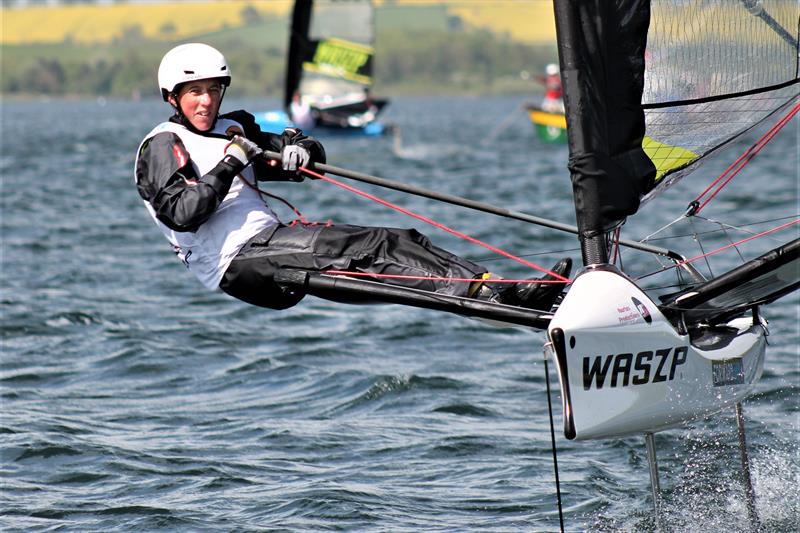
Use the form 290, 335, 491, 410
281, 144, 311, 173
224, 135, 262, 166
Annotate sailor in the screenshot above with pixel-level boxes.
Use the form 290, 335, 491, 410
541, 63, 564, 113
289, 90, 316, 130
134, 43, 571, 311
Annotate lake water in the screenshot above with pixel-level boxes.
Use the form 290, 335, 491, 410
1, 96, 798, 532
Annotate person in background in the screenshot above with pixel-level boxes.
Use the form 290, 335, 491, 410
289, 90, 316, 130
134, 43, 571, 312
540, 63, 565, 113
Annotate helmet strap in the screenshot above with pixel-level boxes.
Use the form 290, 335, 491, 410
218, 84, 227, 113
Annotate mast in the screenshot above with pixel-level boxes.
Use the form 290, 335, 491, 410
552, 0, 656, 266
284, 0, 314, 111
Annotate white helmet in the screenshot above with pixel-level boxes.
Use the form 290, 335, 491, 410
545, 63, 559, 76
157, 43, 231, 101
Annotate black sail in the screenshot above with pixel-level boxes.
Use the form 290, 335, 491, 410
284, 0, 314, 111
553, 0, 656, 265
282, 0, 387, 125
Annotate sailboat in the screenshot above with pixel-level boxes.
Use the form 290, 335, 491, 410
255, 0, 390, 136
543, 0, 798, 526
548, 0, 797, 434
526, 63, 567, 143
262, 0, 797, 528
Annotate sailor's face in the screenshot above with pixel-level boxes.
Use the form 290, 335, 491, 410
175, 79, 223, 131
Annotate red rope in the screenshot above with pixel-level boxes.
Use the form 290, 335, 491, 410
299, 166, 570, 282
241, 174, 312, 224
692, 101, 799, 214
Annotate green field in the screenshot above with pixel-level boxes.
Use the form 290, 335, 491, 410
1, 1, 555, 46
1, 2, 558, 98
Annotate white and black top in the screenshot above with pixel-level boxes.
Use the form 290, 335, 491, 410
134, 111, 324, 289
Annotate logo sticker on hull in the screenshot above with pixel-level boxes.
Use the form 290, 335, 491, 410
632, 297, 652, 324
712, 359, 745, 386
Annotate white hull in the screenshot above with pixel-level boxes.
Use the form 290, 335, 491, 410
545, 266, 766, 440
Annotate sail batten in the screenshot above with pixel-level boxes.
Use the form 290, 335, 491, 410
642, 78, 799, 109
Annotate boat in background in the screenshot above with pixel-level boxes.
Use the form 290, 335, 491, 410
255, 0, 390, 136
526, 104, 566, 143
526, 63, 566, 143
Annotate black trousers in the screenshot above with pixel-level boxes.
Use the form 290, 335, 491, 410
220, 223, 487, 310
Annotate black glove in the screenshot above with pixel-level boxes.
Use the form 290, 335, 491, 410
274, 128, 325, 182
224, 135, 262, 167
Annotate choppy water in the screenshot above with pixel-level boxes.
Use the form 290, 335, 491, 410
1, 96, 798, 532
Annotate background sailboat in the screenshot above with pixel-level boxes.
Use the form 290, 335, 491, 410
255, 0, 389, 136
526, 63, 567, 143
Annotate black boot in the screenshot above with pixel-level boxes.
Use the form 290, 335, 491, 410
498, 258, 572, 311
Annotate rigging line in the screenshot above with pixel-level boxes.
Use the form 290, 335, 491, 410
639, 215, 800, 243
692, 101, 798, 208
641, 212, 795, 281
477, 215, 798, 263
610, 227, 621, 266
691, 101, 799, 214
323, 271, 566, 285
640, 212, 688, 243
740, 0, 800, 49
241, 175, 310, 224
689, 215, 716, 278
542, 351, 565, 533
472, 246, 582, 264
260, 150, 686, 261
725, 223, 750, 265
697, 102, 800, 211
692, 214, 797, 244
635, 218, 799, 281
483, 101, 526, 145
635, 216, 798, 278
261, 190, 310, 224
299, 166, 569, 280
640, 281, 701, 293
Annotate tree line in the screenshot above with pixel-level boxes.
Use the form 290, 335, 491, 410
1, 28, 557, 98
